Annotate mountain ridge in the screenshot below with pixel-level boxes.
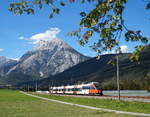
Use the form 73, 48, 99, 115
21, 45, 150, 90
0, 38, 90, 83
1, 41, 150, 91
0, 56, 18, 77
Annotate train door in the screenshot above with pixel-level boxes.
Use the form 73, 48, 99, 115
82, 86, 90, 94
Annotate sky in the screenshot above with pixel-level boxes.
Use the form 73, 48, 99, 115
0, 0, 150, 60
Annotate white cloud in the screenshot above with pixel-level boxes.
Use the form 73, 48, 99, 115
103, 50, 115, 55
0, 48, 4, 52
11, 58, 19, 61
19, 27, 61, 44
6, 57, 20, 61
103, 45, 130, 55
19, 36, 26, 40
120, 45, 130, 53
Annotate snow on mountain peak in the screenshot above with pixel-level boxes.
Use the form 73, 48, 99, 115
33, 38, 69, 51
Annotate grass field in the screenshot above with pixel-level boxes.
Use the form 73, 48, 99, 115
34, 93, 150, 114
0, 90, 147, 117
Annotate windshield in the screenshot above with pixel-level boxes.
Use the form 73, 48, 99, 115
95, 84, 101, 90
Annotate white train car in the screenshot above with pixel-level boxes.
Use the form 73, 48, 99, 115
36, 91, 49, 94
51, 82, 103, 96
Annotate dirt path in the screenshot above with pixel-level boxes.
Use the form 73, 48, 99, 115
21, 91, 150, 117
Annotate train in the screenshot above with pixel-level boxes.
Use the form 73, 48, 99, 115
50, 82, 103, 96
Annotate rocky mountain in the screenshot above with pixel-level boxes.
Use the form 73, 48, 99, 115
26, 45, 150, 91
0, 56, 18, 77
1, 38, 150, 91
6, 38, 90, 79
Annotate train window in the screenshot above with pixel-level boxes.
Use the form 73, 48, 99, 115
82, 86, 90, 89
53, 89, 58, 91
90, 86, 95, 89
59, 89, 62, 91
69, 88, 72, 91
72, 88, 78, 91
67, 88, 71, 91
66, 88, 71, 91
78, 88, 82, 91
95, 84, 101, 90
62, 89, 66, 91
72, 88, 82, 91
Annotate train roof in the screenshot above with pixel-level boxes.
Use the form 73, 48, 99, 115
52, 82, 99, 89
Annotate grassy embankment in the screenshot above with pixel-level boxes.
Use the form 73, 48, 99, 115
0, 89, 143, 117
35, 93, 150, 114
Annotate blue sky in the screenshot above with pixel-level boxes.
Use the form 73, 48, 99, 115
0, 0, 149, 60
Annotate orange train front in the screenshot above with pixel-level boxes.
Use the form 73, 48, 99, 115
51, 82, 103, 96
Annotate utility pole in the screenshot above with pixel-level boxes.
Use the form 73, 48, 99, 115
70, 77, 72, 85
116, 47, 121, 100
49, 83, 51, 94
116, 55, 120, 100
35, 81, 38, 92
51, 80, 53, 87
49, 83, 50, 91
51, 80, 54, 94
27, 84, 29, 92
24, 86, 26, 91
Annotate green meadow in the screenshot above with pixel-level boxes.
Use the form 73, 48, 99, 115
35, 93, 150, 114
0, 90, 147, 117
